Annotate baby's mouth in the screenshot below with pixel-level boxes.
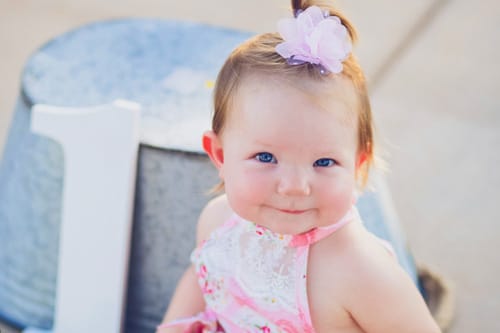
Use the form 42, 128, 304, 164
277, 208, 308, 215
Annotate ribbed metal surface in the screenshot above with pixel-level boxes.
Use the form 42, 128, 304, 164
0, 97, 62, 330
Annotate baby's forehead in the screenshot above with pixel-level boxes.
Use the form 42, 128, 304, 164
235, 73, 360, 125
244, 71, 357, 99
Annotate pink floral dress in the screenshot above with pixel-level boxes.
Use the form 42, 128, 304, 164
159, 207, 360, 333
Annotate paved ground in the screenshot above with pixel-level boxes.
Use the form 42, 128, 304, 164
1, 0, 499, 332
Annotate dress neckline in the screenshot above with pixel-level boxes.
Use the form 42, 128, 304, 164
235, 206, 359, 248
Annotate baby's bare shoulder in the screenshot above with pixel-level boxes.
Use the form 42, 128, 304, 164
315, 221, 412, 302
307, 221, 391, 330
310, 221, 439, 332
311, 219, 395, 274
196, 194, 233, 244
312, 223, 386, 277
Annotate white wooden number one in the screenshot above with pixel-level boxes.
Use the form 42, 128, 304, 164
28, 100, 141, 333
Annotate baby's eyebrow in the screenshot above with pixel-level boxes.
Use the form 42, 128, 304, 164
317, 151, 337, 156
252, 137, 345, 156
252, 139, 275, 148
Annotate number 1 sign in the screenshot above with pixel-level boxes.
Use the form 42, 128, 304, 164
29, 100, 141, 333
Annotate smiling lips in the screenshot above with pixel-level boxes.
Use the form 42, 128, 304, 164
278, 209, 309, 215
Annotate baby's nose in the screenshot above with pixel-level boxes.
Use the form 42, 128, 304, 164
277, 167, 311, 196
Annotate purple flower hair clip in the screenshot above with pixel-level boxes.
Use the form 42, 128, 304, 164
276, 6, 352, 75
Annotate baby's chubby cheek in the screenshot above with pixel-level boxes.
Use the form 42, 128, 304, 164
317, 179, 356, 214
224, 174, 269, 217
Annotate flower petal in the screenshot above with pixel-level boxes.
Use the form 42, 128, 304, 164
302, 6, 325, 26
275, 6, 352, 74
276, 42, 296, 59
277, 18, 299, 42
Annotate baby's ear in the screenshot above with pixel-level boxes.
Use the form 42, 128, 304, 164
202, 131, 224, 172
356, 152, 367, 169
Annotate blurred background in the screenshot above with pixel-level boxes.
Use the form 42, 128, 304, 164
0, 0, 498, 332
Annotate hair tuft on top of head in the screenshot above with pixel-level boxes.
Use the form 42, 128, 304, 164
292, 0, 302, 16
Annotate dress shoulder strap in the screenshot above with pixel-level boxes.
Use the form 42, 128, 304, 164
289, 206, 359, 247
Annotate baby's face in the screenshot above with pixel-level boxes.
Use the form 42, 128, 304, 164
218, 75, 360, 234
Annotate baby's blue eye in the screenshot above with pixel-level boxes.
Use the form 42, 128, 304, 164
255, 152, 277, 164
314, 158, 336, 167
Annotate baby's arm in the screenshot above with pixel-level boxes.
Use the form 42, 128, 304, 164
345, 239, 441, 333
158, 265, 205, 332
157, 195, 231, 332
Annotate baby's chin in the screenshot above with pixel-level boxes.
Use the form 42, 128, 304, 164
251, 210, 318, 236
231, 204, 329, 235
